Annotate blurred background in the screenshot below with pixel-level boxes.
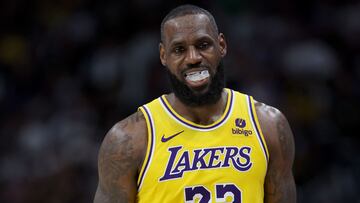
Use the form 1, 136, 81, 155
0, 0, 359, 202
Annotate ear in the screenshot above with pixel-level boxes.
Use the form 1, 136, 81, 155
159, 42, 166, 66
218, 33, 227, 57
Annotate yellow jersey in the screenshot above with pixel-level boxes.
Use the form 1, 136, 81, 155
137, 88, 269, 203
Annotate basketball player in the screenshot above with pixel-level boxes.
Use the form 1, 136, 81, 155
94, 4, 296, 203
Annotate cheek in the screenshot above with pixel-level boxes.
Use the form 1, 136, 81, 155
166, 64, 182, 77
204, 52, 221, 66
167, 56, 184, 71
168, 53, 184, 64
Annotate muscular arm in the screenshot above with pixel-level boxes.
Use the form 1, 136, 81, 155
255, 101, 296, 203
94, 111, 147, 203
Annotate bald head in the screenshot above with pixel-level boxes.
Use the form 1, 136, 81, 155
160, 4, 219, 42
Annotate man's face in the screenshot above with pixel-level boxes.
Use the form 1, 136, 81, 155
160, 14, 227, 105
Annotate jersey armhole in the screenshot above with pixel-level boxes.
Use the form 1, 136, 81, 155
137, 106, 155, 191
248, 96, 270, 163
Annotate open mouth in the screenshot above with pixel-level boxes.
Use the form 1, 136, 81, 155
183, 69, 211, 88
185, 70, 210, 82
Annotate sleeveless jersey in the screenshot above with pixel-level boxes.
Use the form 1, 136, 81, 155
137, 88, 269, 203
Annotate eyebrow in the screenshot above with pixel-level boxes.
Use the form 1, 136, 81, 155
195, 35, 213, 42
169, 35, 214, 47
169, 40, 184, 48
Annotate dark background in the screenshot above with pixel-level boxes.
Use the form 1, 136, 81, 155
0, 0, 359, 202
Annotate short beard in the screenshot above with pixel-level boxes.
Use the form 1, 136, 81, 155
166, 62, 225, 107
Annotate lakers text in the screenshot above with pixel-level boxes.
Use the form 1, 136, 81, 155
159, 146, 252, 181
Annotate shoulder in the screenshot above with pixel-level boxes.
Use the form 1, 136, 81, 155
254, 100, 285, 133
254, 100, 295, 162
98, 110, 148, 173
253, 101, 297, 201
95, 111, 147, 202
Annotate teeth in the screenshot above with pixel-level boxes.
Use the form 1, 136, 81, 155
185, 70, 209, 82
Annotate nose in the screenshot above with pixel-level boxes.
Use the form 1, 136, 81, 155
184, 45, 202, 66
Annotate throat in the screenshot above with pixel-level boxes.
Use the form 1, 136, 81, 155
166, 90, 228, 126
189, 108, 223, 125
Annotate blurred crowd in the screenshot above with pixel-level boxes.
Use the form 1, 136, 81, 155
0, 0, 359, 202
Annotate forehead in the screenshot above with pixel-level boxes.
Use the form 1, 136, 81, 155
163, 14, 217, 44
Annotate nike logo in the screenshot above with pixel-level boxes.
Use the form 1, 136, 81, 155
161, 130, 185, 142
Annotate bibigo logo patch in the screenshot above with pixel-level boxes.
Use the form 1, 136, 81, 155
232, 118, 253, 136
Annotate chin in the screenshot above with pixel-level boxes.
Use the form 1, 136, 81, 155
188, 84, 211, 95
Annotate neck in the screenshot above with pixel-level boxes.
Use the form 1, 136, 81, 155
166, 89, 228, 125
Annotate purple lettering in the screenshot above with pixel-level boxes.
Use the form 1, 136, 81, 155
172, 151, 191, 173
233, 147, 252, 171
203, 148, 224, 169
192, 149, 207, 169
160, 146, 253, 182
222, 147, 238, 167
159, 146, 183, 181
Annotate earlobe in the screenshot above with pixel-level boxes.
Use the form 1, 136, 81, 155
159, 43, 166, 66
220, 47, 227, 57
219, 33, 227, 57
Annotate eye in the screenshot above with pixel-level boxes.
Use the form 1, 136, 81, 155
173, 46, 185, 54
198, 41, 210, 50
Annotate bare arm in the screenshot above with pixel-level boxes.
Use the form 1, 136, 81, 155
94, 111, 147, 203
255, 101, 296, 203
